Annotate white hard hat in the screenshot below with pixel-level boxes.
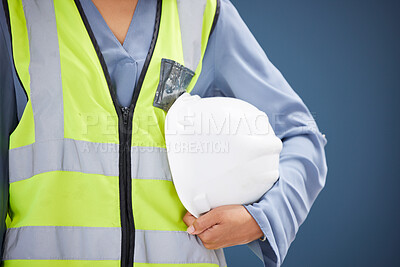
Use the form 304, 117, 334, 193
165, 93, 282, 218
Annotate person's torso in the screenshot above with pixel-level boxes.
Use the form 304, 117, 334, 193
2, 0, 224, 266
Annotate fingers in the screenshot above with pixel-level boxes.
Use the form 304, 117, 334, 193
182, 206, 255, 250
188, 209, 221, 235
198, 226, 221, 250
183, 211, 196, 227
182, 208, 227, 250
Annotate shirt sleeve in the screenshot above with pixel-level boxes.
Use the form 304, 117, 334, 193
0, 2, 18, 257
192, 1, 328, 266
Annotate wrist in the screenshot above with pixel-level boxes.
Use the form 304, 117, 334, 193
242, 204, 268, 242
242, 205, 265, 242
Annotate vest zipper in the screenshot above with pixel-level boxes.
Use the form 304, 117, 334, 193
120, 106, 134, 267
74, 1, 161, 266
121, 107, 130, 126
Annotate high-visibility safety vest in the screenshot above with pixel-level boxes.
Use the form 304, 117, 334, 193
2, 0, 226, 266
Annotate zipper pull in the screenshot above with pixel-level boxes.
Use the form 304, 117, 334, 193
121, 107, 130, 126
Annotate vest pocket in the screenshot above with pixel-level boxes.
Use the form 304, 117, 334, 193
153, 58, 194, 112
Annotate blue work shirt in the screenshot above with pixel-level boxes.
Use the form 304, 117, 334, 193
0, 0, 327, 266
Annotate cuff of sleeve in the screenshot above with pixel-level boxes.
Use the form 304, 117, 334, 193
243, 204, 280, 266
243, 204, 268, 240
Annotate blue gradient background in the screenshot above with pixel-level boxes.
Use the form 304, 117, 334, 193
223, 0, 400, 266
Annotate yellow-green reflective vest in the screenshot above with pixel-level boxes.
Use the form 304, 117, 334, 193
2, 0, 226, 266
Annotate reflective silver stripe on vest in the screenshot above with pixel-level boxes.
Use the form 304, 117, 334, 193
22, 0, 64, 141
3, 227, 226, 265
2, 226, 121, 260
135, 230, 226, 266
131, 146, 172, 181
9, 139, 119, 183
176, 0, 207, 72
9, 140, 171, 183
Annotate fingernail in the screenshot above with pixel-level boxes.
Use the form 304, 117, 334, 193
187, 225, 195, 234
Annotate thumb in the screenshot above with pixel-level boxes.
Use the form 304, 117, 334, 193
187, 210, 219, 235
183, 211, 196, 227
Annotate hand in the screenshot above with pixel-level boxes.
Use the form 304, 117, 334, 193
182, 205, 264, 250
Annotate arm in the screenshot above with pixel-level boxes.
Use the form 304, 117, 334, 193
0, 2, 18, 257
188, 0, 328, 266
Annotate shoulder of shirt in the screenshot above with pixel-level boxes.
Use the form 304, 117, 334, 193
210, 0, 248, 37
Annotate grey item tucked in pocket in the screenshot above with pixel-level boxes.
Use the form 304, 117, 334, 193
153, 58, 195, 112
